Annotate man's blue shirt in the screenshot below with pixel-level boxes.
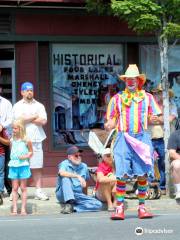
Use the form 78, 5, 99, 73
56, 159, 90, 193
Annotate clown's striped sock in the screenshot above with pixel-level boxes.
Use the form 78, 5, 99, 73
137, 178, 148, 205
116, 177, 126, 205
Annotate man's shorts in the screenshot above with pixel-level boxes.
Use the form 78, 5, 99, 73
30, 142, 43, 169
8, 166, 31, 179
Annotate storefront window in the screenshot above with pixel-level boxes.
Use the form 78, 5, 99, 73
140, 44, 180, 117
51, 44, 124, 148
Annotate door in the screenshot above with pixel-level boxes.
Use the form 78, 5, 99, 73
0, 60, 15, 104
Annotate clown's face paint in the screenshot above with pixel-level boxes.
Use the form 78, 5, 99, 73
125, 78, 139, 92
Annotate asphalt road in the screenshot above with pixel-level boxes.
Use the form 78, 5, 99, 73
0, 210, 180, 240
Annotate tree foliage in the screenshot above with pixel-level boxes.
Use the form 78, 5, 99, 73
111, 0, 162, 34
85, 0, 180, 38
85, 0, 111, 15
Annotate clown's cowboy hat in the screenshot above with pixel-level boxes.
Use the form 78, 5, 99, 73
119, 64, 146, 89
151, 83, 174, 98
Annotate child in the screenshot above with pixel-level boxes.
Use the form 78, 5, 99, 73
0, 128, 10, 205
8, 119, 33, 215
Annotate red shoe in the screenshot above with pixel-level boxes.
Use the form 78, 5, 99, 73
111, 205, 125, 220
138, 205, 153, 219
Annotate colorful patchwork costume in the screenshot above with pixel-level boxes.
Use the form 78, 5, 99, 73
105, 65, 161, 220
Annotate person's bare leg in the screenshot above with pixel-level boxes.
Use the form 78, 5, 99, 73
11, 180, 19, 215
31, 168, 49, 200
31, 168, 42, 189
97, 183, 114, 209
171, 160, 180, 197
20, 179, 27, 215
171, 160, 180, 184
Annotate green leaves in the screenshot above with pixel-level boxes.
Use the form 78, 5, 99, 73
163, 23, 180, 39
111, 0, 162, 33
85, 0, 111, 15
135, 14, 161, 33
85, 0, 180, 38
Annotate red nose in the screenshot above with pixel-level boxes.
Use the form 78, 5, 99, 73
126, 79, 134, 86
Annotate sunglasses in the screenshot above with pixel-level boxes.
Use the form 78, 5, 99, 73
74, 154, 82, 158
105, 154, 111, 158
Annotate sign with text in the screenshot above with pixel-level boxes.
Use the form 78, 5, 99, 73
51, 44, 123, 147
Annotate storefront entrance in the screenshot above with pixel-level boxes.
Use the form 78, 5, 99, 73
0, 45, 15, 104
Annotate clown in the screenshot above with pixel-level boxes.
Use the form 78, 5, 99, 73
105, 64, 161, 220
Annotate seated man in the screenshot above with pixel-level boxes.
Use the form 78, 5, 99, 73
95, 148, 116, 211
55, 145, 102, 214
167, 129, 180, 201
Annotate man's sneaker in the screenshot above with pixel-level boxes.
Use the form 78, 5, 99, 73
175, 192, 180, 201
35, 191, 49, 201
61, 203, 74, 214
9, 193, 12, 201
0, 193, 3, 205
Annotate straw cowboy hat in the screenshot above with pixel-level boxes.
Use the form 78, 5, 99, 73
119, 64, 146, 89
151, 83, 174, 98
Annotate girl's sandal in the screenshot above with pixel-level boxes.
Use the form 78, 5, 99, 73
11, 211, 18, 216
20, 211, 27, 216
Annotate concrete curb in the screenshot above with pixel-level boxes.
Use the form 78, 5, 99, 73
0, 188, 180, 216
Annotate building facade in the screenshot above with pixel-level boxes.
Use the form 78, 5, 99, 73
0, 1, 179, 186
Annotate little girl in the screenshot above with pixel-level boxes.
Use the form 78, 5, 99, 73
8, 119, 33, 215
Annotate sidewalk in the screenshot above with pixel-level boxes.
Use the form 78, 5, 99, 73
0, 187, 180, 216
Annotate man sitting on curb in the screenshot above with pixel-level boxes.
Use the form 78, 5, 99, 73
167, 129, 180, 202
55, 145, 102, 214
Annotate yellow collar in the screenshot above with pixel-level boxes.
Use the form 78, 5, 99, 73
121, 89, 145, 106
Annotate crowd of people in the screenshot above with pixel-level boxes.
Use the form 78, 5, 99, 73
0, 82, 48, 215
56, 65, 180, 220
0, 64, 180, 219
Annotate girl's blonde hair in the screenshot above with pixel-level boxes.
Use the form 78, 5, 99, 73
12, 118, 27, 141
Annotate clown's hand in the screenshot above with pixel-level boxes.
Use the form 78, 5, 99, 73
104, 119, 116, 131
